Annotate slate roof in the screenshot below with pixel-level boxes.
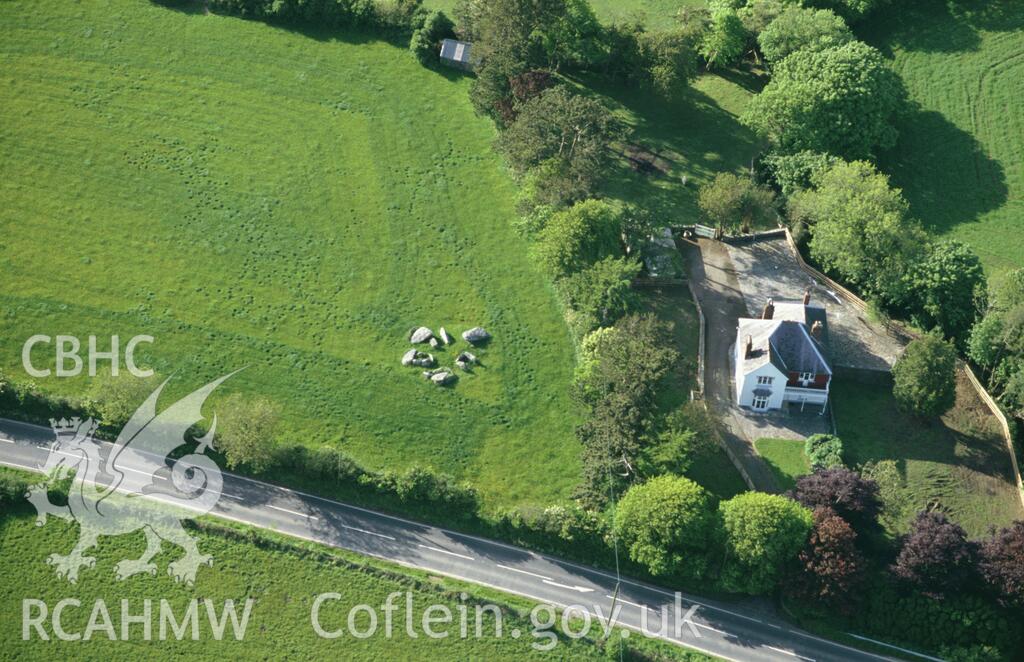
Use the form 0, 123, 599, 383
773, 301, 829, 347
440, 39, 473, 64
738, 312, 831, 377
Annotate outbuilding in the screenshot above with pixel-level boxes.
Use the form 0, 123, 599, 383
439, 39, 475, 71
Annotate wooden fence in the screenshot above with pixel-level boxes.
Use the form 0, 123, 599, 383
779, 228, 1024, 507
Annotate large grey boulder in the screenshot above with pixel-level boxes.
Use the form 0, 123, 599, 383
455, 351, 477, 370
401, 349, 418, 366
412, 353, 436, 368
462, 327, 491, 344
429, 337, 440, 349
439, 327, 453, 345
431, 371, 457, 386
410, 327, 434, 344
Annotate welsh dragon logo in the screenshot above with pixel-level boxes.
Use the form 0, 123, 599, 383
27, 374, 235, 586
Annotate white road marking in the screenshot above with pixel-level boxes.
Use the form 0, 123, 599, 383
268, 504, 318, 520
692, 621, 729, 636
496, 564, 552, 581
606, 595, 646, 610
541, 579, 595, 593
765, 645, 815, 661
120, 465, 168, 481
342, 524, 396, 540
222, 493, 244, 500
845, 633, 944, 661
417, 544, 474, 561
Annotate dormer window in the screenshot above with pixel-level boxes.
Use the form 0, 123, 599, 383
799, 371, 814, 382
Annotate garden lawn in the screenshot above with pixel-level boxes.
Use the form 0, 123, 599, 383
862, 1, 1024, 281
831, 372, 1024, 538
753, 438, 809, 491
0, 0, 580, 509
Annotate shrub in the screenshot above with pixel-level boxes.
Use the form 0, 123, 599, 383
613, 476, 716, 579
803, 433, 844, 469
892, 334, 958, 418
533, 199, 624, 280
697, 172, 777, 233
907, 240, 987, 347
978, 521, 1024, 607
557, 256, 641, 335
215, 393, 280, 473
0, 473, 31, 508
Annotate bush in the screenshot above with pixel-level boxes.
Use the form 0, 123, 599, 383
207, 0, 381, 29
757, 6, 852, 64
532, 199, 624, 280
557, 256, 641, 335
791, 467, 881, 533
892, 334, 958, 418
892, 510, 978, 597
0, 473, 31, 508
215, 393, 281, 473
803, 433, 844, 469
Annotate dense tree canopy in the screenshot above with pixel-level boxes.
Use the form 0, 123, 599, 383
804, 433, 844, 470
742, 41, 907, 159
719, 492, 813, 594
559, 256, 641, 334
613, 476, 716, 579
574, 315, 678, 505
969, 269, 1024, 417
497, 86, 626, 203
791, 467, 882, 533
701, 9, 748, 68
533, 199, 624, 279
907, 240, 987, 347
757, 6, 852, 64
893, 511, 978, 597
793, 160, 926, 304
787, 507, 867, 610
892, 334, 958, 418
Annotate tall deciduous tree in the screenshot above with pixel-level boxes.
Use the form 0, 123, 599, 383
613, 476, 716, 579
497, 86, 626, 204
793, 160, 926, 304
574, 314, 678, 506
892, 510, 978, 597
719, 492, 813, 594
908, 240, 987, 347
742, 41, 906, 159
892, 334, 957, 418
787, 507, 867, 611
533, 199, 624, 279
701, 9, 748, 68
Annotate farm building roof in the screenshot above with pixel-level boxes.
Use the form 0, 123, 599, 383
440, 39, 474, 65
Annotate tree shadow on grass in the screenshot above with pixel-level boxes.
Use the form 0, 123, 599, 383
577, 74, 761, 218
878, 106, 1008, 237
861, 0, 1024, 56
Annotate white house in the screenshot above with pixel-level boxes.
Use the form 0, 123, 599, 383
734, 294, 832, 413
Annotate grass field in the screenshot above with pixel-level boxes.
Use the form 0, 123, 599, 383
832, 372, 1023, 538
862, 1, 1024, 280
0, 0, 581, 509
753, 438, 809, 491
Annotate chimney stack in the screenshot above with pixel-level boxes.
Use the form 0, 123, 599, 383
744, 335, 753, 359
810, 320, 823, 340
762, 298, 775, 320
803, 289, 811, 305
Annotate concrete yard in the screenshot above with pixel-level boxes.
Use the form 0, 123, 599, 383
725, 239, 905, 371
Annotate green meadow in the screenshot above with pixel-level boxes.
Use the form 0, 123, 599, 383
863, 0, 1024, 280
0, 0, 580, 509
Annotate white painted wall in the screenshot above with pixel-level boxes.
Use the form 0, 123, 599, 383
736, 361, 787, 410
